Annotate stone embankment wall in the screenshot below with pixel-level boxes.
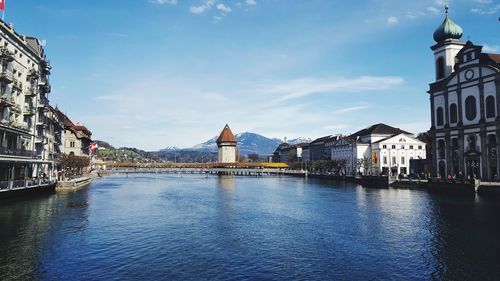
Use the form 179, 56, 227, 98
56, 172, 99, 192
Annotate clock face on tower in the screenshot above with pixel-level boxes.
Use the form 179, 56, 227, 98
465, 69, 475, 81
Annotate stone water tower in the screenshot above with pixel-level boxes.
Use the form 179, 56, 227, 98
217, 124, 237, 163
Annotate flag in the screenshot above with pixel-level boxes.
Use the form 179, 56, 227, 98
88, 142, 98, 153
372, 151, 378, 165
0, 0, 4, 11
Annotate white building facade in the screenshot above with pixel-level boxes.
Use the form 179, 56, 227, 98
331, 124, 426, 176
428, 8, 500, 180
372, 134, 426, 176
0, 19, 58, 189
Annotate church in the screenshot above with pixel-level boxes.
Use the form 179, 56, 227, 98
428, 6, 500, 180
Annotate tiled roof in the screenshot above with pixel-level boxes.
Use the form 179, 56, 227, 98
72, 122, 92, 138
483, 53, 500, 64
310, 135, 332, 144
52, 107, 74, 127
216, 124, 237, 144
350, 123, 411, 138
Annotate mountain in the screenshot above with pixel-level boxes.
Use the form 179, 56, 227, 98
160, 146, 181, 151
191, 132, 282, 156
288, 137, 312, 144
236, 132, 282, 155
192, 136, 218, 152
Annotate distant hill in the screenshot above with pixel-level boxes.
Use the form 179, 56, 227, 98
94, 140, 115, 150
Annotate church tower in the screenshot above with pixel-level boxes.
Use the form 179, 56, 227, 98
431, 5, 464, 81
217, 124, 237, 163
428, 5, 500, 180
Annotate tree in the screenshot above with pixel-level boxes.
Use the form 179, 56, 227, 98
58, 154, 90, 179
356, 157, 372, 175
248, 153, 260, 162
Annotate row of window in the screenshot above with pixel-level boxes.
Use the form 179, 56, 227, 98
436, 95, 496, 126
382, 156, 413, 165
381, 145, 423, 149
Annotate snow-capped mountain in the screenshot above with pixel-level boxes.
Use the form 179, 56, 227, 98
190, 132, 280, 155
189, 133, 313, 156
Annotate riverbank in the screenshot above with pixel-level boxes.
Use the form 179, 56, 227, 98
56, 172, 100, 192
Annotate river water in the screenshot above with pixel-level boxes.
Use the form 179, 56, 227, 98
1, 174, 500, 280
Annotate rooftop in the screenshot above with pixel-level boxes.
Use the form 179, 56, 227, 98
216, 124, 237, 145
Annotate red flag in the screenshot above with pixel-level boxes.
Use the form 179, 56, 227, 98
0, 0, 4, 11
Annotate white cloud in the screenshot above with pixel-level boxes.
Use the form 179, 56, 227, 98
427, 6, 439, 14
483, 44, 500, 53
216, 3, 232, 13
246, 0, 257, 6
85, 74, 404, 150
471, 4, 500, 14
190, 5, 207, 14
334, 105, 370, 114
387, 16, 399, 24
474, 0, 493, 3
150, 0, 178, 4
405, 11, 425, 19
268, 76, 404, 102
190, 0, 215, 14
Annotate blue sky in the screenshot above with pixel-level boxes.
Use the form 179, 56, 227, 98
5, 0, 500, 150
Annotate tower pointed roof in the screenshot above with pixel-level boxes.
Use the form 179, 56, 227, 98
433, 5, 463, 43
217, 124, 237, 144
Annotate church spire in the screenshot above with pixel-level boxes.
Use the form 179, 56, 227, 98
433, 5, 463, 43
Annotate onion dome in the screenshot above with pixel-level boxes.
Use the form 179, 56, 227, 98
216, 124, 237, 145
433, 5, 463, 43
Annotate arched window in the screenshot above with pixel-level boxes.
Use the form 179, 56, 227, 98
438, 140, 446, 159
449, 103, 458, 123
486, 96, 496, 118
488, 134, 497, 146
467, 135, 477, 151
465, 96, 477, 121
436, 57, 445, 80
436, 107, 444, 126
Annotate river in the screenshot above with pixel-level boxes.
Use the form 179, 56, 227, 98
1, 174, 500, 280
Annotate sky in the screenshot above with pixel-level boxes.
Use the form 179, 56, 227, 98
4, 0, 500, 150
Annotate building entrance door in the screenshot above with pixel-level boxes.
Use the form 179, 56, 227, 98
466, 158, 480, 180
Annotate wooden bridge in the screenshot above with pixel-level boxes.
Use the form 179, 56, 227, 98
94, 162, 306, 176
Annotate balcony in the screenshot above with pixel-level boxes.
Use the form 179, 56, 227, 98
36, 118, 47, 127
0, 147, 36, 158
35, 137, 46, 144
0, 48, 15, 62
28, 69, 39, 79
9, 121, 30, 132
41, 58, 51, 74
0, 117, 30, 131
37, 98, 49, 108
23, 104, 35, 115
11, 104, 22, 113
0, 95, 14, 107
24, 88, 36, 97
12, 80, 23, 91
0, 179, 56, 191
0, 70, 14, 84
38, 78, 51, 93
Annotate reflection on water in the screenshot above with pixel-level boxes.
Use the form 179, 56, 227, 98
1, 174, 500, 280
